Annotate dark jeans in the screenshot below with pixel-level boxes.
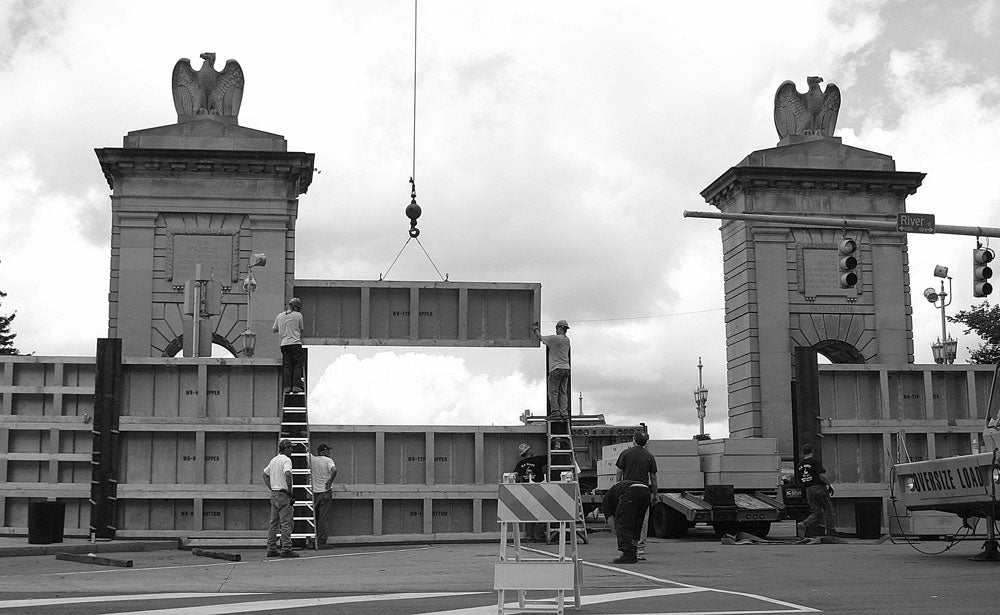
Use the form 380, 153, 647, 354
281, 344, 304, 390
314, 490, 332, 544
547, 368, 570, 417
267, 490, 293, 552
614, 485, 651, 556
803, 484, 837, 533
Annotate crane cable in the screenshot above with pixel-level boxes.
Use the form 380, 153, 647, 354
382, 0, 447, 282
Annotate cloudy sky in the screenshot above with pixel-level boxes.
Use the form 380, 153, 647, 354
1, 0, 999, 439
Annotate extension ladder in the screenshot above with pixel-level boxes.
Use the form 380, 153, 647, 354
279, 389, 317, 549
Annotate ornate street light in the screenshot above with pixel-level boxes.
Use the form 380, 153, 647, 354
241, 253, 266, 357
923, 265, 956, 364
694, 357, 709, 440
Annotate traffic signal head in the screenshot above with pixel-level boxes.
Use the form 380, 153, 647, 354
974, 247, 994, 297
839, 238, 858, 288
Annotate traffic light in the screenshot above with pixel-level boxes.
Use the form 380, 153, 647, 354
839, 238, 858, 288
973, 247, 994, 297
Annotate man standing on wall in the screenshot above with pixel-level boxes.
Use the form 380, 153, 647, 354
796, 443, 838, 539
532, 320, 571, 418
310, 443, 338, 548
263, 439, 298, 557
513, 443, 548, 542
273, 297, 304, 394
615, 431, 658, 561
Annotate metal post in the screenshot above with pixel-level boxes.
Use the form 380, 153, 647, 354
939, 279, 948, 344
192, 264, 202, 358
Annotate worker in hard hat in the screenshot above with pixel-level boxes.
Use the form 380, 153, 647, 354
532, 320, 571, 418
273, 297, 304, 394
513, 443, 548, 542
263, 439, 298, 557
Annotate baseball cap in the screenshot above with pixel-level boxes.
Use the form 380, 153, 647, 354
556, 319, 570, 329
288, 297, 302, 308
278, 439, 292, 449
317, 444, 331, 452
517, 443, 531, 455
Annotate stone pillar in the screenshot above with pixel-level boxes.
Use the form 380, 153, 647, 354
96, 118, 314, 358
701, 136, 924, 455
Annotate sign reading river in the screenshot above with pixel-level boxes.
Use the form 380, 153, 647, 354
897, 212, 935, 234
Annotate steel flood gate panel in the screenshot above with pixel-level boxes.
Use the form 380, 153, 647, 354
295, 280, 540, 347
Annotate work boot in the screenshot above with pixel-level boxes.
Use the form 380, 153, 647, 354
291, 387, 304, 393
279, 550, 300, 558
613, 554, 638, 564
283, 386, 292, 394
266, 549, 280, 557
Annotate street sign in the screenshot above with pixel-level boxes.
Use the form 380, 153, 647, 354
897, 212, 935, 234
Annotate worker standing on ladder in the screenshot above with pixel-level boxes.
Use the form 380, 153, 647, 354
273, 298, 304, 394
532, 320, 571, 419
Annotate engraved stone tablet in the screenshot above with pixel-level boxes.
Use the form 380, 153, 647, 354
171, 234, 233, 282
801, 247, 851, 298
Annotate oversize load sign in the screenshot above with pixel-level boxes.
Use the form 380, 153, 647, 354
897, 212, 935, 234
896, 452, 995, 511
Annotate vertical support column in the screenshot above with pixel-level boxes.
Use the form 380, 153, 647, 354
793, 346, 820, 463
91, 338, 123, 540
754, 227, 794, 451
114, 213, 157, 357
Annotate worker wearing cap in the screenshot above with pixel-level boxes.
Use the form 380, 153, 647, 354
273, 298, 304, 394
263, 439, 298, 557
796, 443, 837, 539
310, 443, 338, 548
532, 320, 571, 418
615, 431, 658, 561
512, 443, 548, 542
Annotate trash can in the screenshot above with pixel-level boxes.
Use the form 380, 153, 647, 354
27, 501, 66, 544
855, 498, 882, 539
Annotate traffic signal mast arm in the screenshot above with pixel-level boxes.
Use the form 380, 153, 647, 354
683, 210, 1000, 238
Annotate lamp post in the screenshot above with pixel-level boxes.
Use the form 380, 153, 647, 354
694, 357, 709, 440
241, 253, 266, 357
923, 265, 957, 365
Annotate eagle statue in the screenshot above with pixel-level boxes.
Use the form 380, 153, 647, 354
171, 52, 244, 120
773, 76, 840, 140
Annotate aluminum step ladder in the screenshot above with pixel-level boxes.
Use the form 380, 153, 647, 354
280, 389, 316, 549
546, 416, 589, 545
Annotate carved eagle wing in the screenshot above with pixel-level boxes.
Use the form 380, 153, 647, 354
815, 83, 841, 136
773, 80, 810, 139
209, 59, 245, 117
172, 58, 199, 116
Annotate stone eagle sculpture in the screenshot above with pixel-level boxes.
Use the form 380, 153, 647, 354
171, 52, 244, 119
773, 76, 840, 139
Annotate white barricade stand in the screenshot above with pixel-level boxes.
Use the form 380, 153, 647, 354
496, 475, 583, 614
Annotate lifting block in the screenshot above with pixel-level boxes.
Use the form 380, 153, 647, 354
494, 562, 574, 590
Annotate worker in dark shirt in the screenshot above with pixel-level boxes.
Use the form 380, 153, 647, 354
513, 443, 548, 542
614, 431, 658, 562
796, 443, 837, 538
603, 479, 649, 564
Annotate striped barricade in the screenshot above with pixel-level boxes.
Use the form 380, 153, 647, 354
495, 481, 581, 615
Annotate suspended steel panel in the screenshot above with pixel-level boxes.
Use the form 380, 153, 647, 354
294, 280, 541, 347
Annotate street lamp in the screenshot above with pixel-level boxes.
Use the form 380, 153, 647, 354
694, 357, 709, 440
924, 265, 957, 364
241, 253, 266, 357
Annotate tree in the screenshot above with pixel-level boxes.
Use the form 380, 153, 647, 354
0, 288, 19, 356
949, 301, 1000, 364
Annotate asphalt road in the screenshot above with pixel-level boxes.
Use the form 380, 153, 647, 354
0, 523, 995, 614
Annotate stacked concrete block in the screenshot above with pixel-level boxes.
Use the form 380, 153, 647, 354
698, 438, 780, 490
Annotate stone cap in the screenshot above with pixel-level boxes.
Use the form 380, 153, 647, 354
737, 137, 895, 172
123, 117, 286, 152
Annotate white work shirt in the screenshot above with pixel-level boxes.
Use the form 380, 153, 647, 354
272, 310, 303, 346
539, 333, 570, 371
310, 455, 337, 492
264, 453, 292, 491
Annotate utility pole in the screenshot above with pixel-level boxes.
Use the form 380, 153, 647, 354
694, 357, 709, 440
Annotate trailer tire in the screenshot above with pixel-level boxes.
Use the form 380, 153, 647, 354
651, 504, 688, 539
740, 521, 771, 538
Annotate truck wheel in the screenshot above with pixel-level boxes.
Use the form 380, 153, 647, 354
651, 504, 688, 539
740, 521, 771, 538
